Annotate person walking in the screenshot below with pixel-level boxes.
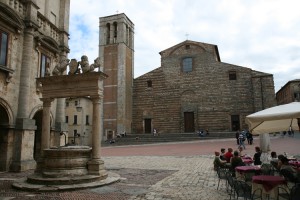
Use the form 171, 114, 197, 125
238, 131, 246, 149
235, 130, 240, 145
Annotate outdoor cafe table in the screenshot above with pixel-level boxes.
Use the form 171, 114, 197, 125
241, 157, 254, 166
252, 175, 288, 200
289, 160, 300, 168
235, 166, 261, 181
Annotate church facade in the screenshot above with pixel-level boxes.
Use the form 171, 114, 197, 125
132, 40, 277, 134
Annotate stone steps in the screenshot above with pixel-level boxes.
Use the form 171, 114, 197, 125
102, 132, 236, 146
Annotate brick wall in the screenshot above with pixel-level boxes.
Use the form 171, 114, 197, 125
132, 40, 276, 134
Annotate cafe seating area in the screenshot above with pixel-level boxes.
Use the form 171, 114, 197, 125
215, 153, 300, 200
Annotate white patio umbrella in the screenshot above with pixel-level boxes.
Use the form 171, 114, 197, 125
246, 102, 300, 155
246, 102, 300, 135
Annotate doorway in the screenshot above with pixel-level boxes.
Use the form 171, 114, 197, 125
144, 118, 152, 133
184, 112, 195, 132
231, 115, 240, 131
0, 105, 9, 171
33, 110, 43, 161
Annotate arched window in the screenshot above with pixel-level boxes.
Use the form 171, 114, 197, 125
113, 22, 117, 43
106, 23, 110, 45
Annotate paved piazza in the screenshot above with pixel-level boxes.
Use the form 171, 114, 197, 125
0, 134, 299, 200
104, 155, 227, 200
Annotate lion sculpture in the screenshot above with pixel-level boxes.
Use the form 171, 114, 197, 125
52, 58, 70, 76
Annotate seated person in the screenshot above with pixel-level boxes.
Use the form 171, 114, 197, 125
224, 148, 233, 163
270, 151, 278, 168
220, 148, 226, 160
253, 146, 262, 165
213, 151, 227, 170
230, 151, 245, 176
238, 146, 245, 157
277, 154, 298, 181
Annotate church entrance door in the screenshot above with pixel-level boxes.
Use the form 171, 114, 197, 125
184, 112, 195, 133
144, 118, 152, 133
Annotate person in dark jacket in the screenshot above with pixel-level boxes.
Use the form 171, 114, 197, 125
253, 146, 262, 165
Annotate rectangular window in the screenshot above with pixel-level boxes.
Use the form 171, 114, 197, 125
40, 54, 50, 77
74, 115, 77, 124
182, 57, 192, 73
86, 115, 89, 125
0, 31, 8, 66
66, 102, 69, 107
65, 116, 68, 123
147, 80, 152, 87
75, 101, 78, 106
229, 71, 237, 80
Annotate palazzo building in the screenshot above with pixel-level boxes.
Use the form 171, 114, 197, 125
0, 0, 70, 172
276, 79, 300, 105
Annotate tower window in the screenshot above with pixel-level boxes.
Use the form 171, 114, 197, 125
113, 22, 117, 43
185, 45, 190, 49
182, 57, 193, 73
65, 116, 68, 123
0, 31, 8, 66
106, 23, 110, 45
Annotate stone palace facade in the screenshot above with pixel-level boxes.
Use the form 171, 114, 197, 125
0, 0, 70, 172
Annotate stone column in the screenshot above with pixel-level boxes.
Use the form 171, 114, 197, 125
87, 97, 107, 178
17, 27, 34, 118
35, 98, 52, 172
41, 98, 53, 153
10, 27, 37, 172
91, 97, 101, 159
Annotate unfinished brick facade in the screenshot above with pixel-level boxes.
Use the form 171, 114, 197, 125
132, 40, 276, 134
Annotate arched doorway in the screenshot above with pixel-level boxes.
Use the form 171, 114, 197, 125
0, 104, 10, 171
33, 110, 43, 161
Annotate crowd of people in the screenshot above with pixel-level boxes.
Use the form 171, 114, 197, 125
213, 145, 299, 181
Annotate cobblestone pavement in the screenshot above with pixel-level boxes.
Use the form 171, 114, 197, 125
0, 134, 299, 200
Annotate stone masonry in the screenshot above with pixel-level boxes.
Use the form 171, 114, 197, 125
132, 40, 276, 134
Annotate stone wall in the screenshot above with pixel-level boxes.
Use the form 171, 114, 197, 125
132, 40, 276, 134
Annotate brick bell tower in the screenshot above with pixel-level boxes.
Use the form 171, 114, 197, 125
99, 13, 134, 139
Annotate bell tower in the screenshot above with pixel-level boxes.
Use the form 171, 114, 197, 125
99, 13, 134, 137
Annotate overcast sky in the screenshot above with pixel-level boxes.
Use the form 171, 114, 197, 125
69, 0, 300, 93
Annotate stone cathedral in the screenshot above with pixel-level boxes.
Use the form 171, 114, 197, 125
98, 13, 276, 136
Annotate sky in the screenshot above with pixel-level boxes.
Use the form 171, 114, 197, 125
69, 0, 300, 93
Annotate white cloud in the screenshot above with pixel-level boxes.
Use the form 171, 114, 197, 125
69, 0, 300, 92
